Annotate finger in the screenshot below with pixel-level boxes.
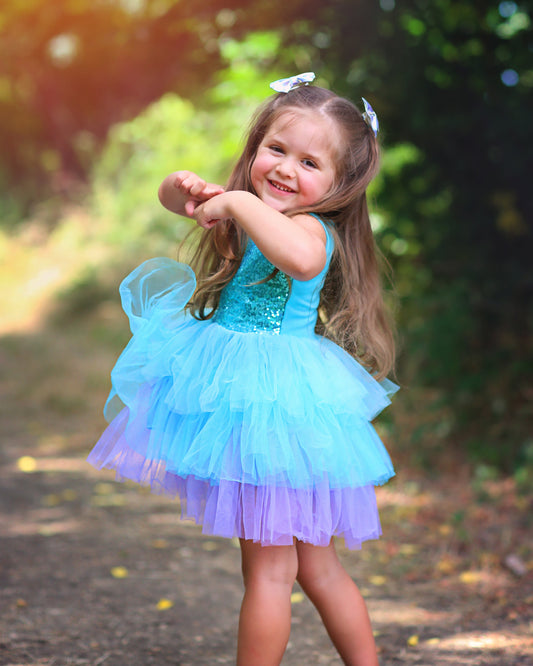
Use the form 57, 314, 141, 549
197, 218, 220, 229
184, 200, 198, 217
189, 179, 207, 197
174, 172, 202, 195
173, 170, 192, 189
204, 184, 226, 198
193, 202, 220, 229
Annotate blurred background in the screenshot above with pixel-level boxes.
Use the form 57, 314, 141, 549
1, 0, 531, 484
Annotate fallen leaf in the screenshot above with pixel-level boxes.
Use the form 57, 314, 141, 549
426, 637, 440, 646
436, 556, 457, 575
369, 575, 387, 586
290, 592, 304, 604
110, 566, 129, 579
151, 539, 169, 549
407, 634, 419, 647
399, 543, 419, 556
17, 456, 37, 473
43, 493, 62, 507
459, 571, 482, 584
156, 598, 174, 610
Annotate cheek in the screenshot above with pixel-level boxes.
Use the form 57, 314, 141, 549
251, 154, 270, 180
301, 173, 326, 197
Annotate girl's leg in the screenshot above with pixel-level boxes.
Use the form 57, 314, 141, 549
296, 540, 379, 666
237, 539, 298, 666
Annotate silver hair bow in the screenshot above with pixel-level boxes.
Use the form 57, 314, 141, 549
362, 97, 379, 136
269, 72, 316, 93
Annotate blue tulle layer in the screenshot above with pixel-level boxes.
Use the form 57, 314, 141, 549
87, 258, 397, 548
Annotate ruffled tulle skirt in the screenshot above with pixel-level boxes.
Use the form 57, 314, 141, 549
87, 258, 397, 548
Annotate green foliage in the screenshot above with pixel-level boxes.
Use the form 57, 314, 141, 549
0, 0, 317, 210
315, 0, 532, 471
89, 31, 281, 252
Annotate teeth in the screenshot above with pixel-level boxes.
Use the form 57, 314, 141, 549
271, 181, 293, 193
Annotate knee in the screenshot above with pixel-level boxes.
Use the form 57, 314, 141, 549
241, 542, 298, 589
296, 542, 344, 594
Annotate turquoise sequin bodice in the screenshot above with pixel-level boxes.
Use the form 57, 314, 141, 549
213, 218, 334, 337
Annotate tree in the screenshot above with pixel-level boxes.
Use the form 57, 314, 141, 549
314, 0, 532, 468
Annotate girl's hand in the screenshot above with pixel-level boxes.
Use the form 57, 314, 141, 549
192, 191, 236, 229
158, 170, 225, 218
174, 171, 225, 217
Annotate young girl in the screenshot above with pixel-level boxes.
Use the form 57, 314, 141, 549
88, 74, 397, 666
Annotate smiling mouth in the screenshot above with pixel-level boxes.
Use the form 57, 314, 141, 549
269, 180, 295, 194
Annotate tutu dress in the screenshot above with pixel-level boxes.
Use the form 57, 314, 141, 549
87, 216, 397, 549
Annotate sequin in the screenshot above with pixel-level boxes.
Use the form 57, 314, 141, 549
214, 241, 290, 334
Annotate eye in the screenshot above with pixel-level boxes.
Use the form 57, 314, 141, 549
269, 145, 284, 154
302, 158, 318, 168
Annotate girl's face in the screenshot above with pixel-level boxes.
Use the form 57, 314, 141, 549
250, 109, 341, 212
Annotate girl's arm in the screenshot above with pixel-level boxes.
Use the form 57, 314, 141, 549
158, 171, 225, 218
193, 191, 327, 281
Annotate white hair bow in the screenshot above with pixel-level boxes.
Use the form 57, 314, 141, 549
362, 97, 379, 136
269, 72, 316, 93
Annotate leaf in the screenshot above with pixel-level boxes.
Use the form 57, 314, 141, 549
459, 571, 482, 584
290, 592, 304, 604
151, 539, 169, 549
369, 575, 387, 586
17, 456, 37, 472
110, 566, 129, 579
156, 598, 174, 610
407, 634, 419, 647
43, 493, 62, 507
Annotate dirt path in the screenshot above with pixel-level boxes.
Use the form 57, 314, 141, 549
1, 320, 532, 665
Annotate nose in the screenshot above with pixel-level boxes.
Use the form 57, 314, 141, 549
275, 157, 296, 179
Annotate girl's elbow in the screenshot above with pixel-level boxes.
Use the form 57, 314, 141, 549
290, 250, 327, 281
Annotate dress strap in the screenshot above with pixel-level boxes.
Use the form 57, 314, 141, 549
309, 213, 335, 257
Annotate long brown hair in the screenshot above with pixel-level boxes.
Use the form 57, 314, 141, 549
187, 85, 395, 379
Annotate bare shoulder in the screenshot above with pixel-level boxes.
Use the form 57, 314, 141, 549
291, 213, 327, 246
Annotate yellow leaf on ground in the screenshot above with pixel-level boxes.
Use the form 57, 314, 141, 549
290, 592, 304, 604
459, 571, 482, 584
369, 575, 387, 586
157, 598, 174, 610
426, 637, 441, 645
17, 456, 37, 473
436, 556, 457, 574
43, 493, 62, 507
407, 634, 419, 647
110, 566, 129, 579
399, 543, 419, 556
151, 539, 169, 549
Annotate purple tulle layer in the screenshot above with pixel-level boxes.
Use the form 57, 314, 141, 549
88, 407, 382, 548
